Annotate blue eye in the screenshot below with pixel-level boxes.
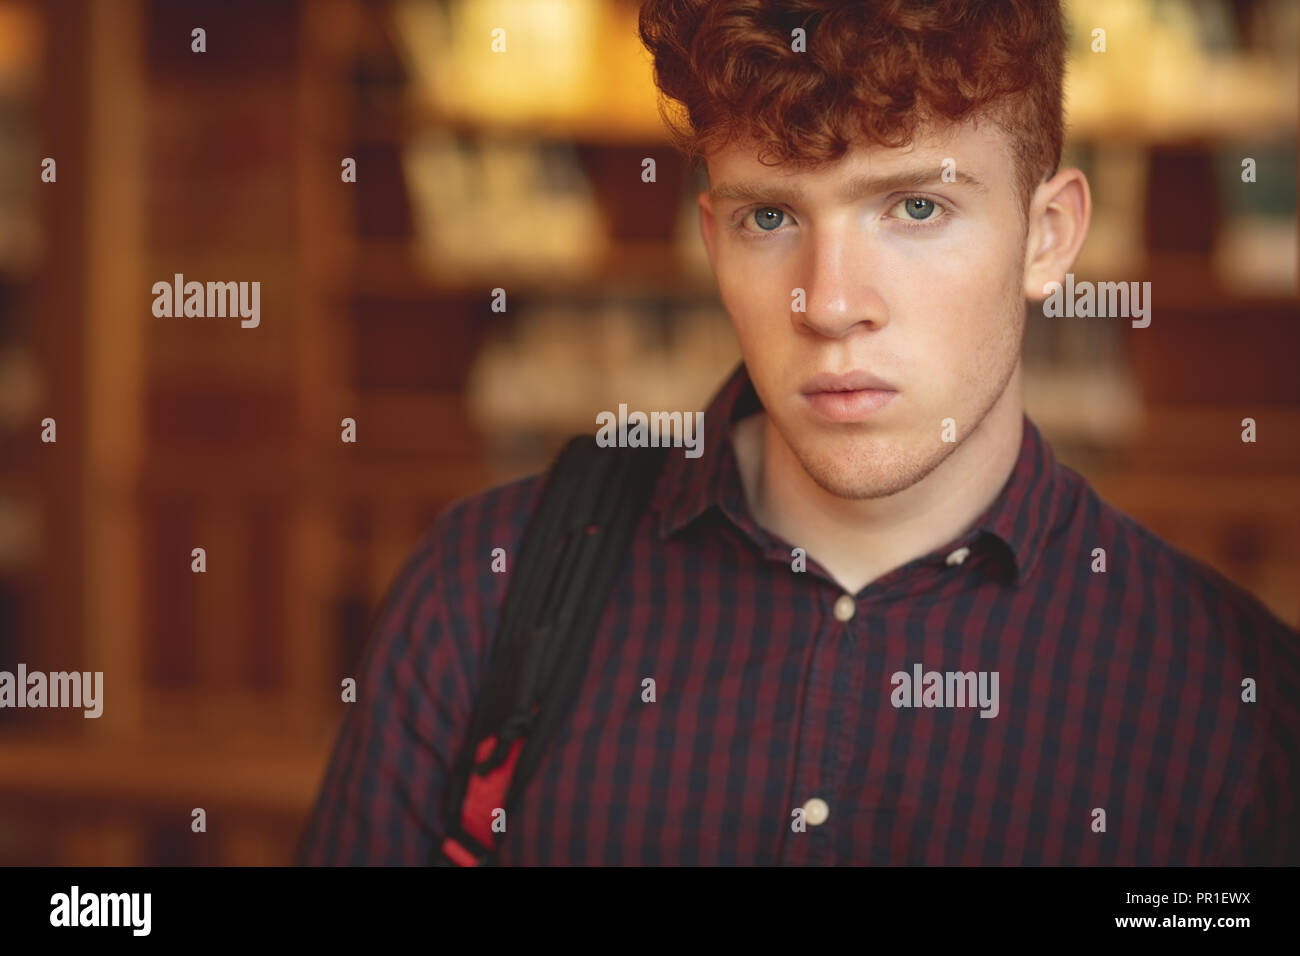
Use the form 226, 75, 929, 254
903, 198, 935, 220
752, 207, 785, 230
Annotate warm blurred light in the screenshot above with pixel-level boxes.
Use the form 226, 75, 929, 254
0, 4, 41, 96
1064, 0, 1298, 138
393, 0, 663, 137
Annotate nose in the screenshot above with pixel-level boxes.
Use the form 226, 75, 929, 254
793, 231, 889, 339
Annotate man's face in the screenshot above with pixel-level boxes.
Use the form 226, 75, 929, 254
698, 118, 1030, 499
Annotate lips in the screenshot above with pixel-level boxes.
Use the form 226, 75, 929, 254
800, 370, 898, 423
800, 370, 896, 394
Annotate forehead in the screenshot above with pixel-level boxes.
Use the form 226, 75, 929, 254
704, 117, 1017, 202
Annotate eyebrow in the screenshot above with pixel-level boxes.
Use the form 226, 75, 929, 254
708, 167, 986, 206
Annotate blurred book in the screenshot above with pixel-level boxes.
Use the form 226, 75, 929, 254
402, 132, 606, 279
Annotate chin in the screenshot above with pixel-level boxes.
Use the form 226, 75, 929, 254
788, 430, 950, 500
802, 460, 928, 500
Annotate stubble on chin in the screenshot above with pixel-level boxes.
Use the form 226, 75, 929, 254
776, 424, 959, 501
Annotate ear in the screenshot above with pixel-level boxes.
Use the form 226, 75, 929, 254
697, 189, 718, 275
1023, 167, 1091, 301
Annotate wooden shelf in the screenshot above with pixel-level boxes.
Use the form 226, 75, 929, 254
0, 733, 331, 817
331, 90, 674, 148
326, 237, 716, 300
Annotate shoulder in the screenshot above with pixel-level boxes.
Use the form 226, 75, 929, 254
1054, 462, 1299, 706
423, 470, 548, 578
407, 466, 548, 613
361, 469, 549, 681
1053, 465, 1300, 858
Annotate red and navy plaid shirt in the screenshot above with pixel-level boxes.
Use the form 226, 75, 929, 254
299, 361, 1300, 865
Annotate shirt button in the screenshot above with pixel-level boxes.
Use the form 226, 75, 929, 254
945, 546, 971, 567
833, 594, 856, 621
803, 797, 829, 826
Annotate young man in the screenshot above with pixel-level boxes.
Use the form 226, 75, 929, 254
299, 0, 1299, 865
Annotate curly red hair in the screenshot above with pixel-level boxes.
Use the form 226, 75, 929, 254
638, 0, 1067, 206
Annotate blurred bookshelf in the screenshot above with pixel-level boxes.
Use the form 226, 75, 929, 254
0, 0, 1295, 865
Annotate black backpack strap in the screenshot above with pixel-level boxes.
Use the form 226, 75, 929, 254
435, 435, 669, 865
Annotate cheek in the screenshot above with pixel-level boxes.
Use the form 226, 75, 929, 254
719, 269, 789, 348
888, 240, 1022, 391
714, 253, 768, 327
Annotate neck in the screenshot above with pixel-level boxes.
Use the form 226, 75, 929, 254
733, 364, 1024, 594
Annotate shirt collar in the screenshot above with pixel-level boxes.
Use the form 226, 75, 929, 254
652, 360, 1063, 587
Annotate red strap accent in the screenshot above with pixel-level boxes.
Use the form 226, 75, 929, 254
460, 734, 526, 849
440, 837, 481, 867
